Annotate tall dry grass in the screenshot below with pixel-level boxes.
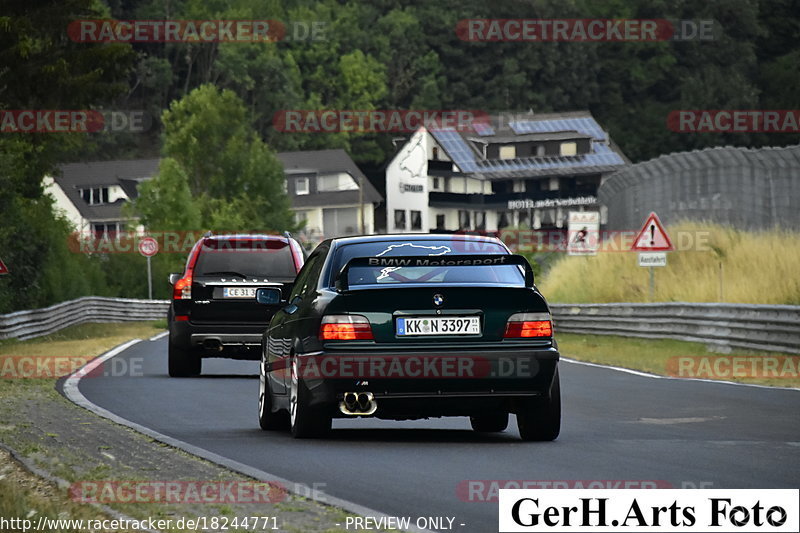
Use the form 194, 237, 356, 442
538, 222, 800, 304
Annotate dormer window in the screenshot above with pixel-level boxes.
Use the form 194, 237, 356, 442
296, 177, 309, 195
81, 187, 109, 205
499, 145, 516, 159
560, 142, 577, 156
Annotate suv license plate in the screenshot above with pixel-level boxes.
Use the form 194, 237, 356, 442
223, 287, 257, 298
397, 316, 480, 336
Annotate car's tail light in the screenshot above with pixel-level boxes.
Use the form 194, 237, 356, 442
504, 312, 552, 338
173, 275, 192, 300
320, 315, 374, 340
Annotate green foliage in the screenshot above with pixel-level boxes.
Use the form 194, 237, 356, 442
132, 84, 295, 234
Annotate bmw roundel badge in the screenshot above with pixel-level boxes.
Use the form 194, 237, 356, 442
433, 293, 444, 307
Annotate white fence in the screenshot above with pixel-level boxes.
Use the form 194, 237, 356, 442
1, 297, 798, 354
0, 297, 170, 340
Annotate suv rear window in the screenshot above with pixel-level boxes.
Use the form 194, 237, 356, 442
194, 239, 296, 278
332, 240, 525, 287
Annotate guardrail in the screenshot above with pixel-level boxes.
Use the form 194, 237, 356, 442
2, 297, 798, 354
0, 297, 170, 341
550, 303, 800, 354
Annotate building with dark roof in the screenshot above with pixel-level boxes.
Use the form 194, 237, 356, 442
276, 149, 383, 240
44, 159, 160, 236
45, 150, 382, 240
385, 111, 629, 233
598, 145, 800, 230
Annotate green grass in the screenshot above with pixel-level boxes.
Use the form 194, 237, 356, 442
557, 333, 800, 388
539, 222, 800, 304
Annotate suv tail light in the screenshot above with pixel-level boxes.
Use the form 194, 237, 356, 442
320, 315, 374, 340
173, 275, 192, 300
504, 312, 552, 338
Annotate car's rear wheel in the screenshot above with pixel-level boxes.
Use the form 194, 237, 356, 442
289, 358, 331, 438
259, 359, 289, 430
517, 368, 561, 441
168, 341, 201, 377
470, 412, 509, 432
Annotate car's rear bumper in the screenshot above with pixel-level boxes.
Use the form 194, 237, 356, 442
294, 344, 559, 418
170, 319, 265, 359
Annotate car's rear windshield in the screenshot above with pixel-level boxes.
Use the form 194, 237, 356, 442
331, 240, 525, 287
194, 239, 296, 278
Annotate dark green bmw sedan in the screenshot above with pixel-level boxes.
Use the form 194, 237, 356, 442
256, 234, 560, 441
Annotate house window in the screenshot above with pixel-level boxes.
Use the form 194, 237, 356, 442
410, 210, 422, 230
81, 187, 110, 205
499, 145, 516, 159
294, 211, 309, 224
432, 147, 439, 160
560, 142, 577, 156
296, 177, 310, 195
458, 210, 471, 229
497, 211, 510, 229
474, 211, 486, 230
432, 177, 442, 191
92, 222, 120, 238
394, 209, 407, 230
536, 145, 546, 156
436, 214, 446, 229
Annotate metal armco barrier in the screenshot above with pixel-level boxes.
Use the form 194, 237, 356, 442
550, 303, 800, 354
2, 297, 798, 354
0, 297, 170, 341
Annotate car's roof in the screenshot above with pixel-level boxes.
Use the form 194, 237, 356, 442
325, 233, 503, 246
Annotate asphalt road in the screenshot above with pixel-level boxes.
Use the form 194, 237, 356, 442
77, 337, 800, 533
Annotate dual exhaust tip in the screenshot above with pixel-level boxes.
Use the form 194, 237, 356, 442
340, 391, 377, 416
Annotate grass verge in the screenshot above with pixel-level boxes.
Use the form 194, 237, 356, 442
539, 222, 800, 304
557, 333, 800, 388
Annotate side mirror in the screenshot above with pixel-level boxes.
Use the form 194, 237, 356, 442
168, 272, 181, 285
256, 287, 282, 305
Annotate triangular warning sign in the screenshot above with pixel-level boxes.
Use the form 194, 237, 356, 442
0, 258, 8, 275
631, 212, 673, 251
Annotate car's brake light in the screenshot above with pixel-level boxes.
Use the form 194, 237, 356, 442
504, 312, 552, 338
320, 315, 374, 340
173, 275, 192, 300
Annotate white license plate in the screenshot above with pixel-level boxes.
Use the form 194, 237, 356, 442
223, 287, 257, 298
397, 316, 481, 336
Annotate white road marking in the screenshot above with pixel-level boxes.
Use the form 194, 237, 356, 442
148, 331, 168, 341
561, 357, 800, 391
63, 341, 433, 533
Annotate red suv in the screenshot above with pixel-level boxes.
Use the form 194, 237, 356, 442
167, 233, 305, 377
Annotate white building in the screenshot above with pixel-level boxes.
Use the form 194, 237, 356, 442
385, 111, 629, 233
277, 149, 383, 242
44, 159, 159, 236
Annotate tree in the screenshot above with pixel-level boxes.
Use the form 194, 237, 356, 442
133, 84, 295, 233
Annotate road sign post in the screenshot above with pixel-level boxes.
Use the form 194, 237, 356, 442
630, 212, 673, 302
138, 237, 159, 299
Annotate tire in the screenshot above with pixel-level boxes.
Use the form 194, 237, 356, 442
168, 341, 201, 377
259, 358, 289, 430
517, 368, 561, 441
289, 358, 331, 438
470, 412, 509, 432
